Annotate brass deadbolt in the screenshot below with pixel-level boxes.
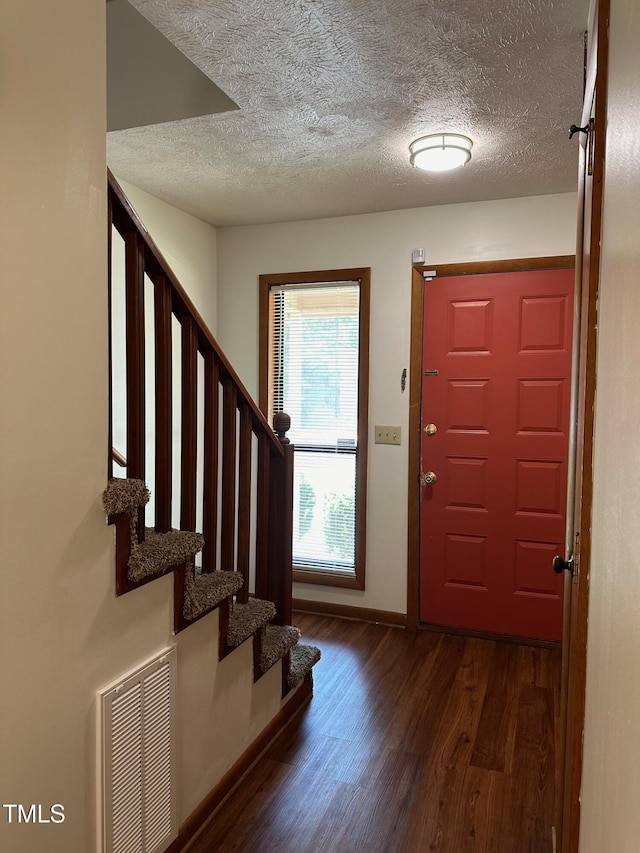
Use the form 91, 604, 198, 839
422, 471, 437, 486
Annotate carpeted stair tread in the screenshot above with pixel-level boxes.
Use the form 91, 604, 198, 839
227, 599, 276, 648
128, 528, 205, 582
102, 478, 150, 516
287, 643, 321, 689
260, 624, 301, 674
183, 570, 244, 621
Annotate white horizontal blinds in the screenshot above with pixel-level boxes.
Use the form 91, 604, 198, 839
271, 282, 360, 572
293, 450, 357, 571
272, 283, 360, 446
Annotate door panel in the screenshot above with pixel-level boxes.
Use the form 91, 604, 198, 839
420, 268, 574, 641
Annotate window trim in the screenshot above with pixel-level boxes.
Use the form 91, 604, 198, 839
259, 268, 370, 590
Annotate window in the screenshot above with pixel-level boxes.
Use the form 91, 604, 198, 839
259, 269, 370, 589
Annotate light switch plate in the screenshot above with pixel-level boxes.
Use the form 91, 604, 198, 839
375, 425, 401, 446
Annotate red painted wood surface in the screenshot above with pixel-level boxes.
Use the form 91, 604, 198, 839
420, 268, 574, 641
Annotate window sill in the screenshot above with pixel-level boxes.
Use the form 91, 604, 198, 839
293, 567, 365, 590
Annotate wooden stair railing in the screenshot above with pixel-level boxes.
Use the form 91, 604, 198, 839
111, 446, 127, 468
107, 170, 293, 628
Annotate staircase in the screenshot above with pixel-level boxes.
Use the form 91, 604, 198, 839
105, 170, 320, 698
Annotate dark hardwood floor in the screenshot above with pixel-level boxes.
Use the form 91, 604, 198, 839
188, 614, 561, 852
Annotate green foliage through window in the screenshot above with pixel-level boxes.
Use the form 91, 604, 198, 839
298, 475, 316, 538
323, 492, 355, 561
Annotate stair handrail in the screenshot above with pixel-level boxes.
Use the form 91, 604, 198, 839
108, 170, 283, 454
111, 446, 127, 468
107, 170, 293, 625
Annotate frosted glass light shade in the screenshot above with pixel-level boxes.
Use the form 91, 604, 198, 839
409, 133, 473, 172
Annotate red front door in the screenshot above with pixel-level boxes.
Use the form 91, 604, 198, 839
419, 267, 574, 641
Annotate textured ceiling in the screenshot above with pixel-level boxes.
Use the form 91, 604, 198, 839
107, 0, 589, 227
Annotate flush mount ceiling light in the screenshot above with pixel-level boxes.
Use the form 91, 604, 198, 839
409, 133, 473, 172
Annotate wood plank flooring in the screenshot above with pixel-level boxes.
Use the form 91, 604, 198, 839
188, 614, 561, 853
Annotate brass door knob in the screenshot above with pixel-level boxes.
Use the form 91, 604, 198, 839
422, 471, 437, 485
424, 423, 437, 436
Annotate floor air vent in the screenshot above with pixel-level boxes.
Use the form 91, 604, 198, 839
98, 647, 177, 853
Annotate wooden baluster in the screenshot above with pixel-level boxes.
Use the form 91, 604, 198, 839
267, 413, 294, 626
236, 406, 252, 603
255, 432, 270, 601
154, 275, 172, 532
202, 352, 219, 573
125, 230, 145, 541
221, 379, 237, 571
108, 174, 294, 611
181, 316, 198, 531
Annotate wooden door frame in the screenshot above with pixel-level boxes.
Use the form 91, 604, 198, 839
558, 0, 608, 849
407, 255, 575, 631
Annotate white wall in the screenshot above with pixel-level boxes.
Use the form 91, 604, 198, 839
0, 5, 285, 851
580, 0, 640, 848
114, 177, 218, 333
1, 2, 110, 849
217, 193, 578, 614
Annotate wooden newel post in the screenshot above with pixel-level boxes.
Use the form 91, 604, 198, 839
267, 412, 294, 626
273, 412, 291, 445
